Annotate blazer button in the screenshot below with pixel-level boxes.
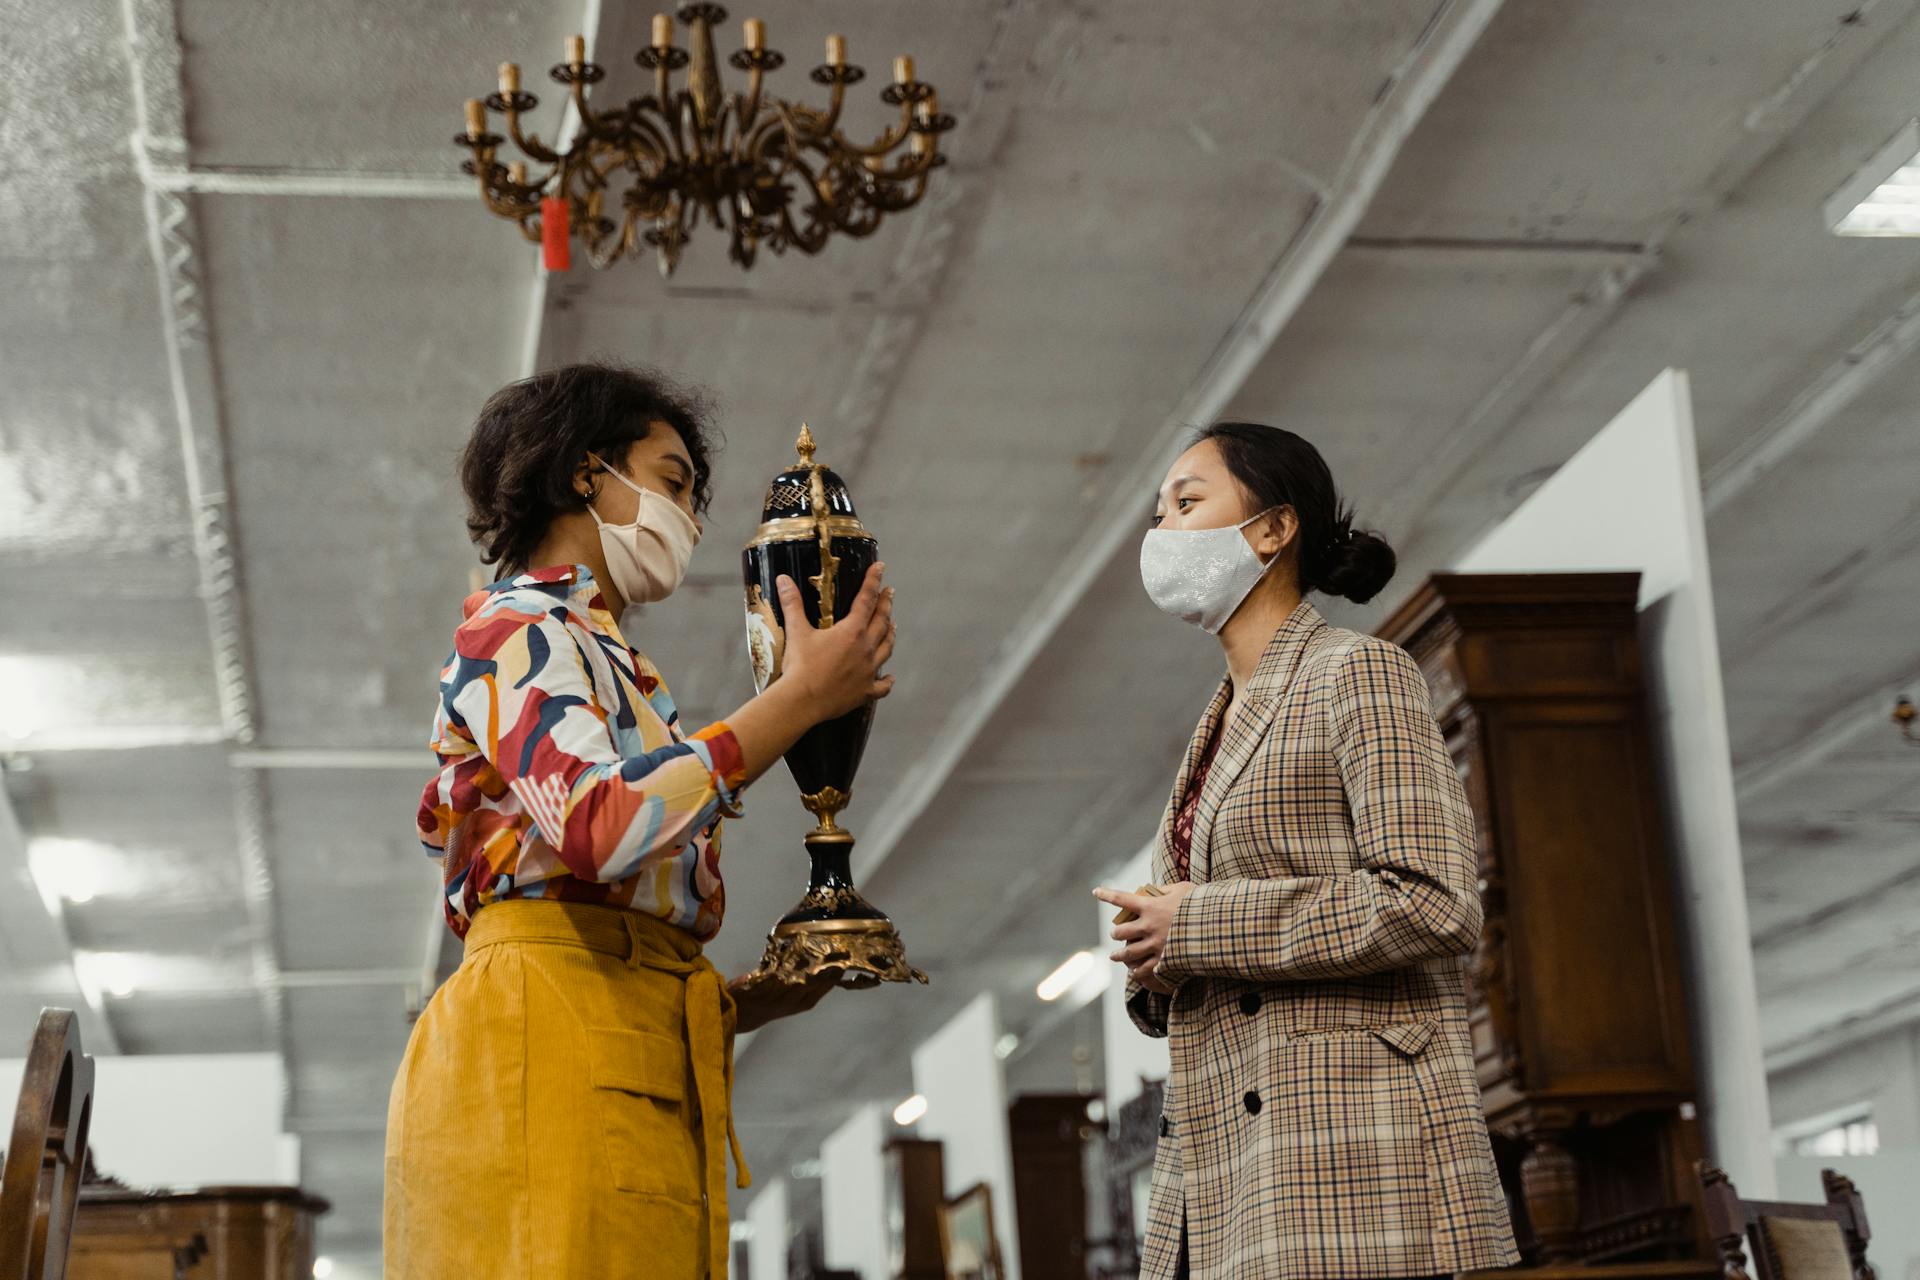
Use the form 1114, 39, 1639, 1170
1159, 1115, 1170, 1138
1243, 1090, 1263, 1116
1238, 991, 1262, 1016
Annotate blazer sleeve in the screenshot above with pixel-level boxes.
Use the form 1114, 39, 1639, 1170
1156, 639, 1481, 985
1125, 977, 1171, 1038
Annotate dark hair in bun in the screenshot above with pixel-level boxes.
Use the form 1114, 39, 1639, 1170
1192, 422, 1396, 604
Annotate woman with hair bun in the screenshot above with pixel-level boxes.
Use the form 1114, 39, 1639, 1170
1096, 423, 1517, 1280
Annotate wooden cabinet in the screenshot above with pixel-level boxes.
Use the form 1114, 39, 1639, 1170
884, 1137, 947, 1280
70, 1181, 329, 1280
1378, 573, 1713, 1273
1008, 1095, 1095, 1280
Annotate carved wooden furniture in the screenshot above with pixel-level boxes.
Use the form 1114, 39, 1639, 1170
1379, 573, 1713, 1274
67, 1182, 329, 1280
1092, 1079, 1163, 1279
1, 1008, 96, 1280
1697, 1163, 1875, 1280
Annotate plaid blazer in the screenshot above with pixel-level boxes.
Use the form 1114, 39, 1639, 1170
1127, 601, 1518, 1279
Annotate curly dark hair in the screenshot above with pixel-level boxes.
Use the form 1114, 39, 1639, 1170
460, 362, 720, 573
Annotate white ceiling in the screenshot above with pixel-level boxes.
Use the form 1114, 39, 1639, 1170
4, 0, 1920, 1268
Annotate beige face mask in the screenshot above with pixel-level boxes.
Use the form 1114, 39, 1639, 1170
585, 454, 701, 605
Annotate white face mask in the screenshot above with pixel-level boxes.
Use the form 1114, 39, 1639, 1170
1139, 508, 1278, 634
585, 455, 701, 606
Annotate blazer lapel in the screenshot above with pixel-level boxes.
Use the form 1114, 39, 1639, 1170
1159, 677, 1231, 875
1189, 601, 1326, 881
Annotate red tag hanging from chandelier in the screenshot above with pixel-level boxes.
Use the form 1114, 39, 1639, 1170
541, 196, 571, 272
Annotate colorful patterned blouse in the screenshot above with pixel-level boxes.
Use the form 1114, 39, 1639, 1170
416, 564, 747, 941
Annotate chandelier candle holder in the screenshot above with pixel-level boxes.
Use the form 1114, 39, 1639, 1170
455, 4, 957, 276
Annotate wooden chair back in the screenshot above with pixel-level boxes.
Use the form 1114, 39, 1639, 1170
0, 1010, 96, 1280
1698, 1161, 1875, 1280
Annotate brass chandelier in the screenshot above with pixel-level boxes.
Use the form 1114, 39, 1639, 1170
455, 4, 956, 276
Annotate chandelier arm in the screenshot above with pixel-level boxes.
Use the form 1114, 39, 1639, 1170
860, 147, 940, 183
829, 99, 917, 160
625, 113, 677, 172
675, 94, 706, 168
777, 154, 837, 255
739, 67, 765, 140
568, 77, 594, 131
744, 111, 796, 171
819, 78, 848, 135
727, 200, 759, 270
504, 114, 565, 166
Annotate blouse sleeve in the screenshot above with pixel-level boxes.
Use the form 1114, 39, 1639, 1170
444, 603, 747, 884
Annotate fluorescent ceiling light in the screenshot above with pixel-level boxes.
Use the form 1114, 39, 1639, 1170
0, 656, 54, 742
1827, 120, 1920, 236
76, 952, 141, 1000
27, 837, 105, 912
1037, 949, 1111, 1003
892, 1094, 928, 1126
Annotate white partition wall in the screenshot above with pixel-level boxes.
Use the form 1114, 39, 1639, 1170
911, 992, 1021, 1280
0, 1052, 293, 1188
1457, 366, 1776, 1192
745, 1176, 790, 1280
1101, 841, 1170, 1110
821, 1103, 890, 1278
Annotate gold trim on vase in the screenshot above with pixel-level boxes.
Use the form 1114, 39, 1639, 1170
773, 916, 898, 936
806, 460, 840, 628
801, 786, 852, 834
742, 514, 874, 549
751, 918, 930, 989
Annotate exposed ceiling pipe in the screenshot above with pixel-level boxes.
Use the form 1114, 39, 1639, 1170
121, 0, 287, 1071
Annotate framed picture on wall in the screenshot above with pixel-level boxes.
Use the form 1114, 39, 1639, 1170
936, 1181, 1005, 1280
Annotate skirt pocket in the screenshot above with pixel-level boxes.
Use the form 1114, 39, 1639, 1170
587, 1026, 701, 1201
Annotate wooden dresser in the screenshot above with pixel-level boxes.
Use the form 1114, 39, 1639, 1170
1378, 573, 1715, 1276
69, 1178, 329, 1280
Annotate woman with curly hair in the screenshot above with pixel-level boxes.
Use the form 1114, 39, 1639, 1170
384, 363, 895, 1279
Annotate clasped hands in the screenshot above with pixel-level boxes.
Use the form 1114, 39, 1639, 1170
1093, 881, 1194, 995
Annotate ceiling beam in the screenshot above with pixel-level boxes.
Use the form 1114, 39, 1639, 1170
1396, 0, 1913, 553
1766, 979, 1920, 1074
0, 778, 119, 1054
121, 0, 287, 1071
1705, 284, 1920, 513
227, 748, 432, 770
850, 0, 1508, 888
137, 164, 473, 199
1391, 251, 1657, 549
1733, 657, 1920, 799
1720, 502, 1920, 668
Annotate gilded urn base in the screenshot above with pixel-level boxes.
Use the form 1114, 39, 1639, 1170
748, 827, 928, 990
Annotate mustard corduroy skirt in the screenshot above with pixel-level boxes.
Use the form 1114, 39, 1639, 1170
384, 900, 748, 1279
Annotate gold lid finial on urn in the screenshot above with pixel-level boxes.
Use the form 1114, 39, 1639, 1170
796, 422, 817, 467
